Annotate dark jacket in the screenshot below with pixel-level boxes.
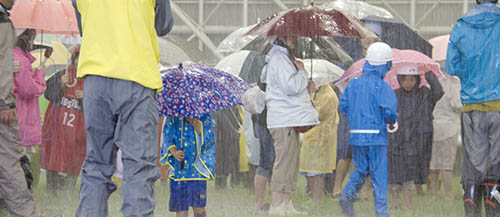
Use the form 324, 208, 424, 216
392, 71, 443, 137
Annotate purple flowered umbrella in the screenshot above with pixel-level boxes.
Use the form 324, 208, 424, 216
157, 63, 250, 118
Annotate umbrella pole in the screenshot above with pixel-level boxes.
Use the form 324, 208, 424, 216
310, 37, 313, 80
310, 36, 318, 100
40, 31, 43, 67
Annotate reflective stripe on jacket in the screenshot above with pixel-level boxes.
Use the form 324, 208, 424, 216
339, 62, 397, 146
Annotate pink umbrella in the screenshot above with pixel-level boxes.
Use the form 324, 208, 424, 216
9, 0, 79, 35
429, 35, 450, 62
336, 49, 444, 90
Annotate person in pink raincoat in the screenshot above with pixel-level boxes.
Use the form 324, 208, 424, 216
13, 29, 51, 151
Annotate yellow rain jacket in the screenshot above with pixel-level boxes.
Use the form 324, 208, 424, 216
300, 84, 339, 174
238, 107, 249, 172
75, 0, 162, 90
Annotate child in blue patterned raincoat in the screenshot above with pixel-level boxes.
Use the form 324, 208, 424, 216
160, 113, 216, 217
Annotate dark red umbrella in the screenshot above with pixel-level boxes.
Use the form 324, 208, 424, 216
246, 5, 375, 38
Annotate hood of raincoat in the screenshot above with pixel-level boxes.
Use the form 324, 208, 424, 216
446, 8, 500, 104
361, 61, 391, 80
262, 45, 319, 129
339, 62, 398, 146
465, 3, 500, 17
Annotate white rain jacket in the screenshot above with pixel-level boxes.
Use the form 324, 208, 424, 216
261, 45, 319, 129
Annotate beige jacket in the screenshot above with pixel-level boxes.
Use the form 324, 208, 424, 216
0, 19, 16, 110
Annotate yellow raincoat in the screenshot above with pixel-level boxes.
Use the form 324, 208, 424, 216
238, 107, 249, 172
76, 0, 162, 90
300, 84, 339, 174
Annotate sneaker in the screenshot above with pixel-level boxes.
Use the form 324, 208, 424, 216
339, 194, 355, 217
268, 204, 287, 216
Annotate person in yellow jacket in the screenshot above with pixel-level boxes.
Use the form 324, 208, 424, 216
72, 0, 173, 216
300, 83, 339, 204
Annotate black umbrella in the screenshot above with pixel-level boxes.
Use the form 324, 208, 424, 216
362, 16, 432, 57
238, 51, 266, 84
334, 16, 432, 63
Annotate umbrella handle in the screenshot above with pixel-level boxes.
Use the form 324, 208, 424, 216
39, 31, 43, 68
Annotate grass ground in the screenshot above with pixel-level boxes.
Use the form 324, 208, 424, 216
1, 171, 466, 217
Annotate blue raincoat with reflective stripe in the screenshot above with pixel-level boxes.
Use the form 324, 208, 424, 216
340, 62, 396, 217
446, 3, 500, 104
339, 62, 398, 147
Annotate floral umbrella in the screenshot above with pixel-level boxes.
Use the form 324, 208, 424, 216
157, 63, 250, 118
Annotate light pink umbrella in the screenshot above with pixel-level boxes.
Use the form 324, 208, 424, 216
429, 35, 450, 62
336, 49, 444, 90
10, 0, 79, 35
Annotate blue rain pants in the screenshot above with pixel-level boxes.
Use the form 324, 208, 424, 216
76, 75, 160, 217
342, 146, 389, 217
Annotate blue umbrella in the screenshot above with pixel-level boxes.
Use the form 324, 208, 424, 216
157, 63, 250, 118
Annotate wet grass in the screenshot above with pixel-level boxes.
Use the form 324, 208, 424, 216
1, 172, 465, 217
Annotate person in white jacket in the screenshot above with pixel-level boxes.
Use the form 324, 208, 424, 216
261, 35, 319, 215
429, 71, 461, 200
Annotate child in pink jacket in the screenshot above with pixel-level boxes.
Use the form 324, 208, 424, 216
13, 29, 50, 151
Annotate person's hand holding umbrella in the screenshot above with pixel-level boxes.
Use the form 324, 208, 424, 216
418, 65, 429, 73
172, 149, 185, 162
12, 60, 20, 74
44, 47, 53, 59
37, 46, 54, 70
292, 59, 315, 94
293, 59, 305, 71
171, 147, 185, 169
171, 117, 199, 171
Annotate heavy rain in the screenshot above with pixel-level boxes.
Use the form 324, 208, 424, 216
0, 0, 499, 217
